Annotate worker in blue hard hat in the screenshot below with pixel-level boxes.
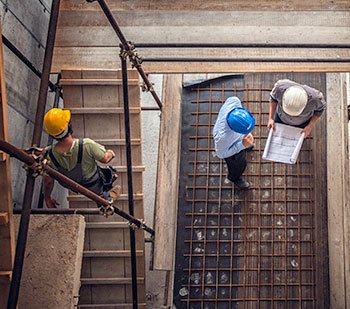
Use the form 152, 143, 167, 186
213, 96, 255, 190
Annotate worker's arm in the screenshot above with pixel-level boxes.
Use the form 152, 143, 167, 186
99, 149, 115, 164
267, 101, 277, 131
301, 115, 319, 138
43, 174, 59, 208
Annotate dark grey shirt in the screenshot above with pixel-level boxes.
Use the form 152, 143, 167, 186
270, 79, 326, 126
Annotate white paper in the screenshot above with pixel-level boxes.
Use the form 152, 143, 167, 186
262, 123, 305, 164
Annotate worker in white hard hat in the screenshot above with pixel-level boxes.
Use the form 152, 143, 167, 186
43, 108, 120, 208
267, 79, 326, 137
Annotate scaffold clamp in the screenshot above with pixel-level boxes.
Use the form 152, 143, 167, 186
99, 202, 115, 217
22, 146, 48, 177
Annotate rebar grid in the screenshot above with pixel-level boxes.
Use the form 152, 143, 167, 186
178, 80, 315, 309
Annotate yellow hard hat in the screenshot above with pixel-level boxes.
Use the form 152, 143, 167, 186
44, 108, 71, 137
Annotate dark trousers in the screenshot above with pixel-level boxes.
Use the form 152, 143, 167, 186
224, 149, 247, 182
274, 112, 310, 129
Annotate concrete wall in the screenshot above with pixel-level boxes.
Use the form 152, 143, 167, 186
0, 0, 67, 208
14, 214, 85, 309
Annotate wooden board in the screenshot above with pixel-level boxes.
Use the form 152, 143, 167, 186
0, 19, 15, 309
52, 47, 350, 74
52, 6, 350, 73
60, 0, 350, 11
326, 73, 350, 309
153, 74, 183, 270
61, 69, 146, 307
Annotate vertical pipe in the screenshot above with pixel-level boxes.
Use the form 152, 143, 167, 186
7, 1, 60, 307
38, 77, 61, 208
121, 56, 138, 309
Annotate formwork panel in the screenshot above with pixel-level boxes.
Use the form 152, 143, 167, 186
174, 74, 328, 308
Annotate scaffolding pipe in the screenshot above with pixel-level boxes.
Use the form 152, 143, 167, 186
7, 1, 61, 307
121, 54, 138, 309
93, 0, 162, 110
134, 43, 350, 49
0, 138, 155, 235
2, 35, 61, 97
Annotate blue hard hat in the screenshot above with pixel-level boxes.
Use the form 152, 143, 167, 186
226, 107, 255, 134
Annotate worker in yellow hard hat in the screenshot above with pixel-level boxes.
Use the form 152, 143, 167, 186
43, 108, 120, 208
267, 79, 326, 137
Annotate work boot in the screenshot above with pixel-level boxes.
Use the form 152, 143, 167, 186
110, 185, 121, 202
234, 177, 251, 190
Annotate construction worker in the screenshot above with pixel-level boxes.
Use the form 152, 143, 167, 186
267, 79, 326, 137
43, 108, 120, 208
213, 96, 255, 190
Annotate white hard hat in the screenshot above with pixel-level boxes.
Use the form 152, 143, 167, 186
282, 86, 308, 116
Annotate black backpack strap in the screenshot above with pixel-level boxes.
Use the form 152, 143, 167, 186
78, 138, 83, 164
48, 147, 62, 169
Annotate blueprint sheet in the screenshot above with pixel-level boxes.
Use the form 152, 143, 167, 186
262, 123, 305, 164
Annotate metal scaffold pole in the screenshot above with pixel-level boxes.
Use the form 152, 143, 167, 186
120, 50, 138, 309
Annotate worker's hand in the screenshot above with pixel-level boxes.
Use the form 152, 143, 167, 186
243, 133, 254, 147
301, 125, 312, 138
267, 119, 275, 131
45, 197, 59, 208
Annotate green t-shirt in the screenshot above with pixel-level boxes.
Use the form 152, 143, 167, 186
47, 138, 106, 179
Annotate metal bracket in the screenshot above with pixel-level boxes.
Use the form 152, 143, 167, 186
22, 146, 48, 177
99, 202, 115, 217
140, 81, 154, 93
119, 42, 143, 68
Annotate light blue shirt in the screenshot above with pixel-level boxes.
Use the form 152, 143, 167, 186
213, 96, 246, 159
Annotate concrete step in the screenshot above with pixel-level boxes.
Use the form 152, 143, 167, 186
81, 277, 144, 285
83, 250, 144, 257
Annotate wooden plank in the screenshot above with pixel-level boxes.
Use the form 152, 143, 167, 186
0, 212, 8, 225
0, 18, 15, 309
68, 193, 144, 202
0, 271, 12, 284
69, 107, 141, 114
57, 10, 350, 27
78, 303, 146, 308
83, 250, 144, 257
93, 138, 141, 146
86, 222, 129, 229
80, 277, 145, 285
60, 0, 350, 11
55, 26, 350, 47
153, 74, 182, 270
52, 48, 350, 74
60, 79, 139, 85
326, 73, 350, 309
